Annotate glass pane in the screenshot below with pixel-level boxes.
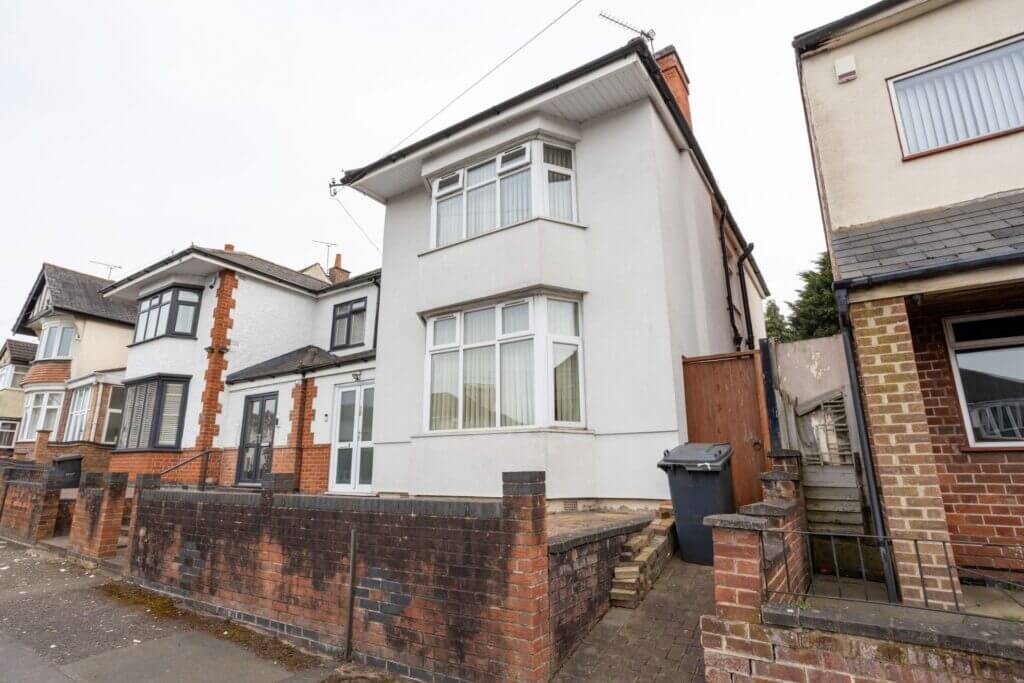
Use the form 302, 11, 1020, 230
42, 328, 57, 358
500, 146, 527, 167
956, 346, 1024, 442
463, 308, 495, 344
118, 386, 136, 448
58, 327, 74, 356
433, 317, 456, 346
241, 447, 257, 481
335, 447, 353, 485
177, 289, 199, 303
156, 303, 170, 336
244, 399, 261, 444
429, 351, 459, 430
502, 303, 529, 334
553, 343, 581, 422
466, 160, 496, 185
258, 445, 273, 476
466, 183, 497, 237
157, 382, 183, 446
952, 315, 1024, 343
547, 171, 573, 221
436, 194, 463, 247
463, 346, 495, 429
358, 447, 373, 486
337, 390, 356, 442
42, 406, 58, 431
500, 169, 531, 226
360, 388, 374, 441
543, 144, 573, 168
261, 399, 277, 446
500, 339, 534, 427
333, 315, 350, 346
349, 311, 365, 345
548, 300, 579, 336
104, 405, 123, 443
145, 307, 159, 338
135, 311, 148, 343
174, 304, 196, 335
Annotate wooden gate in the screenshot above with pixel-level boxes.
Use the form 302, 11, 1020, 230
682, 351, 770, 507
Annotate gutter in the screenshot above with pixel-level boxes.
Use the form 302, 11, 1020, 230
835, 285, 899, 602
792, 0, 906, 52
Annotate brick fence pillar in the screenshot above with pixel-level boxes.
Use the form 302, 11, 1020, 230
69, 472, 129, 560
32, 429, 53, 464
850, 297, 961, 609
501, 471, 552, 682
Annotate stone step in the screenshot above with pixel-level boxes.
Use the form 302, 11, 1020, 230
614, 565, 641, 579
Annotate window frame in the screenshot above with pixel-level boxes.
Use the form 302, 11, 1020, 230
546, 298, 585, 427
63, 385, 93, 442
36, 322, 75, 360
18, 390, 63, 441
330, 297, 369, 350
115, 375, 190, 451
887, 33, 1024, 160
0, 420, 16, 448
132, 285, 203, 345
943, 309, 1024, 448
101, 385, 126, 445
0, 364, 25, 389
428, 139, 576, 249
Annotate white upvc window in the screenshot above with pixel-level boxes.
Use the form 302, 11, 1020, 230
0, 420, 17, 448
430, 140, 577, 248
889, 35, 1024, 157
37, 323, 75, 360
424, 295, 584, 432
63, 385, 92, 442
19, 391, 63, 441
102, 386, 126, 444
0, 364, 27, 389
944, 310, 1024, 447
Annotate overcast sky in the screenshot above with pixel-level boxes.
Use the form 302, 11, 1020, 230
1, 0, 868, 339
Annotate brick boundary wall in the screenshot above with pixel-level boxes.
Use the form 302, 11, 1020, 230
908, 299, 1024, 574
0, 463, 60, 542
68, 472, 128, 560
849, 297, 962, 609
129, 471, 552, 682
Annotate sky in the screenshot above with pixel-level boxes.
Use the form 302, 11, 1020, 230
0, 0, 870, 339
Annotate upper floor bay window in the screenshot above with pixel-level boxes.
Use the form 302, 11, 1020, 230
331, 298, 367, 349
117, 376, 188, 450
64, 385, 92, 442
0, 363, 27, 389
944, 310, 1024, 446
425, 296, 583, 431
37, 323, 75, 360
134, 286, 202, 343
19, 391, 63, 441
890, 35, 1024, 157
431, 140, 577, 248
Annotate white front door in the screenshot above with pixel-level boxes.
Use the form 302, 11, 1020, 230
330, 384, 374, 493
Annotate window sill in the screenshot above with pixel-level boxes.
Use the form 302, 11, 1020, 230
112, 447, 184, 454
127, 334, 198, 348
413, 426, 592, 439
418, 216, 588, 257
901, 124, 1024, 161
960, 445, 1024, 453
30, 358, 71, 365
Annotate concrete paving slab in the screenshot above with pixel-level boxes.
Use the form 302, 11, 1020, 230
59, 632, 291, 683
0, 632, 72, 683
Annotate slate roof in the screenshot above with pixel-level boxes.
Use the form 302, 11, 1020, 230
832, 191, 1024, 283
15, 264, 137, 334
226, 345, 375, 384
2, 339, 37, 364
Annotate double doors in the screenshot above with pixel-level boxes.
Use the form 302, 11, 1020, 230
237, 393, 278, 485
330, 384, 374, 493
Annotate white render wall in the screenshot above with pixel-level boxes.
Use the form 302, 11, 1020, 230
372, 98, 752, 501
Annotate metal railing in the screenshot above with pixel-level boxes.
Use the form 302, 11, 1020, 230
158, 450, 212, 491
759, 528, 1024, 621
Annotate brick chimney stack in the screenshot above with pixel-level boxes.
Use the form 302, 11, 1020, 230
224, 243, 235, 253
329, 253, 350, 284
655, 45, 692, 129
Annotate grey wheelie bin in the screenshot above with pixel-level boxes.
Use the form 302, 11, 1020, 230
657, 442, 735, 565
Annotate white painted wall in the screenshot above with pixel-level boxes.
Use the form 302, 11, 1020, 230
800, 0, 1024, 230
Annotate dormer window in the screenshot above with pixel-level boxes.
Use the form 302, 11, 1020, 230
431, 140, 576, 248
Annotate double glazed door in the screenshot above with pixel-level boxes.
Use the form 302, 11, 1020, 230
330, 384, 374, 493
237, 393, 278, 485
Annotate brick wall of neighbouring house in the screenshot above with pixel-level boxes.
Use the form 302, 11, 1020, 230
547, 533, 631, 667
908, 296, 1024, 571
129, 471, 552, 682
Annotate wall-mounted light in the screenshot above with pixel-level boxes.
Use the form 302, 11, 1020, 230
352, 371, 362, 381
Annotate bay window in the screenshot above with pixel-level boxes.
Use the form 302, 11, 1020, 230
0, 364, 27, 389
63, 386, 92, 442
37, 324, 75, 360
425, 295, 583, 431
117, 376, 189, 450
134, 286, 202, 343
19, 391, 63, 441
431, 140, 577, 248
944, 311, 1024, 446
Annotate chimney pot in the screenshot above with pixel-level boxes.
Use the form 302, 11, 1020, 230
655, 45, 692, 129
224, 243, 235, 253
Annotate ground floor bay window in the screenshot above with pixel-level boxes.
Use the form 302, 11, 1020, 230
19, 391, 63, 441
117, 376, 189, 450
425, 295, 583, 432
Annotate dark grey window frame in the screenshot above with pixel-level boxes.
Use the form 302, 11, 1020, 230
115, 374, 190, 451
330, 297, 368, 350
132, 285, 203, 345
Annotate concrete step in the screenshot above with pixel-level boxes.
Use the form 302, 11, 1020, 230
738, 500, 798, 518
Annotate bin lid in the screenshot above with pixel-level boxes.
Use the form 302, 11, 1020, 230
657, 442, 734, 472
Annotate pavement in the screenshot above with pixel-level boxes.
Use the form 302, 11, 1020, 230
0, 538, 370, 683
553, 557, 713, 683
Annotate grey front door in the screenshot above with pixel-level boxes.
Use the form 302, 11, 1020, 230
237, 393, 277, 485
